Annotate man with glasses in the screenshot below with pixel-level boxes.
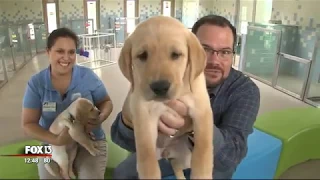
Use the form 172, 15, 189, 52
111, 15, 260, 179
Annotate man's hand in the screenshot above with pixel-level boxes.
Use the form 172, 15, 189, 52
159, 100, 189, 136
122, 99, 190, 136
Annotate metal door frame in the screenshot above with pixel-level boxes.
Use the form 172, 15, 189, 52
22, 23, 33, 61
34, 23, 48, 53
303, 37, 320, 108
0, 39, 8, 89
273, 52, 312, 100
8, 25, 27, 72
18, 25, 28, 63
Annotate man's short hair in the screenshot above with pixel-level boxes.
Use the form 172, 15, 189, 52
191, 15, 237, 49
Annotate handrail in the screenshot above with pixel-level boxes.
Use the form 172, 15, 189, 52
279, 52, 311, 64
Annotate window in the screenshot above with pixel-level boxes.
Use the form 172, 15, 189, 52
46, 3, 58, 33
87, 0, 97, 34
126, 0, 136, 34
162, 1, 171, 17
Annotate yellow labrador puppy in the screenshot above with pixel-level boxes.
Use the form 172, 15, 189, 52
119, 16, 214, 179
45, 97, 101, 179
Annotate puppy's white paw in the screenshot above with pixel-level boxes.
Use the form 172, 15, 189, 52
93, 141, 99, 148
69, 169, 76, 179
85, 143, 101, 156
92, 145, 102, 156
60, 169, 71, 180
149, 102, 167, 118
88, 148, 99, 156
179, 94, 195, 109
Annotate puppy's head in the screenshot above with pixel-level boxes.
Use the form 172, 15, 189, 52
119, 16, 206, 101
68, 98, 100, 124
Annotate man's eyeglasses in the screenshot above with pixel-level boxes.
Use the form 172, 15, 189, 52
203, 46, 235, 60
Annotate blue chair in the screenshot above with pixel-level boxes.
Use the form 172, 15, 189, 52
163, 128, 282, 179
232, 128, 282, 179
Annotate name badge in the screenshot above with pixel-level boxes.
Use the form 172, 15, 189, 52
43, 102, 56, 112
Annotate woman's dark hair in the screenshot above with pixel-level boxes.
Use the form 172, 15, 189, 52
47, 27, 79, 50
191, 15, 237, 49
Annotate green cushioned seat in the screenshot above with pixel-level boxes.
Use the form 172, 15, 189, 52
105, 135, 130, 179
0, 136, 129, 179
254, 108, 320, 178
0, 140, 40, 179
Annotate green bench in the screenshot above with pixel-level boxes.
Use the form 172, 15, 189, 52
0, 136, 129, 179
254, 107, 320, 178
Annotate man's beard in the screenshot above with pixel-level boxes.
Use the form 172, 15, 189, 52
205, 64, 225, 89
206, 77, 224, 89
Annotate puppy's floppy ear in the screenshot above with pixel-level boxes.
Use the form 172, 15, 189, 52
118, 37, 134, 89
187, 31, 207, 84
73, 100, 90, 124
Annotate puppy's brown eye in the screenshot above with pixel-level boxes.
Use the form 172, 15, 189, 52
171, 52, 181, 60
137, 51, 148, 61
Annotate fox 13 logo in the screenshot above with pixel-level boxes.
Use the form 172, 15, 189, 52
24, 145, 52, 164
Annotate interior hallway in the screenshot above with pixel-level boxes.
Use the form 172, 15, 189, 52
0, 53, 318, 179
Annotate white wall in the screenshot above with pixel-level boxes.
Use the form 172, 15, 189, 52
0, 0, 43, 24
255, 0, 273, 24
212, 0, 236, 25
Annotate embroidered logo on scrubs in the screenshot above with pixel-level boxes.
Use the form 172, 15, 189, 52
42, 102, 56, 112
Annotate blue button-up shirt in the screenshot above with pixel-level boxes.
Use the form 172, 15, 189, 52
111, 68, 260, 179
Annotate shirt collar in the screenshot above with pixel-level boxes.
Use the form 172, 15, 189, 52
207, 85, 221, 97
44, 65, 80, 92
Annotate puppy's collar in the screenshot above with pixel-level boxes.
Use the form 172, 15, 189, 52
68, 113, 76, 123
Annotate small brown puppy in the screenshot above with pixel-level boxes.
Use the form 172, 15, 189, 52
119, 16, 214, 179
45, 97, 101, 179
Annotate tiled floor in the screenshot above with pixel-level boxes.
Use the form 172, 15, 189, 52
0, 52, 319, 178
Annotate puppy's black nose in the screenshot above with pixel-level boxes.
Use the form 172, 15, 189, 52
150, 80, 171, 96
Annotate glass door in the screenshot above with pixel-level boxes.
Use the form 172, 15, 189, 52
240, 26, 282, 85
0, 30, 8, 88
8, 25, 27, 72
21, 24, 32, 61
34, 23, 48, 53
274, 53, 311, 99
28, 23, 37, 57
304, 41, 320, 107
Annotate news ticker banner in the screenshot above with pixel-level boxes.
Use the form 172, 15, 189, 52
0, 145, 52, 164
